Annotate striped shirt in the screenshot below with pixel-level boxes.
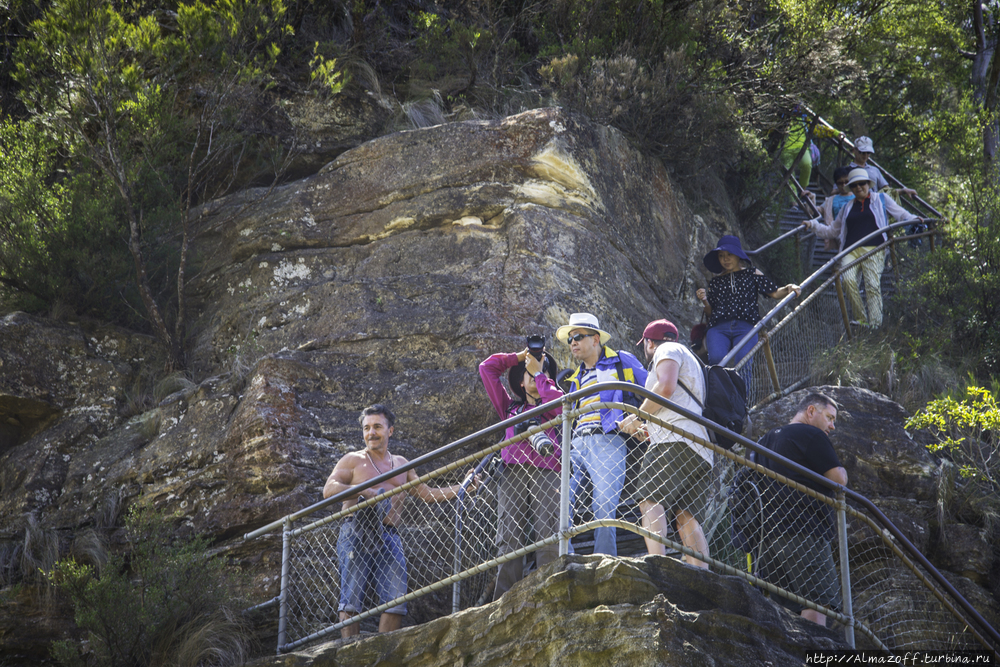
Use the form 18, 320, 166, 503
574, 366, 602, 434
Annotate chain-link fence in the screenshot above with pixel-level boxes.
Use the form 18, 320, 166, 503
244, 392, 998, 658
844, 506, 992, 653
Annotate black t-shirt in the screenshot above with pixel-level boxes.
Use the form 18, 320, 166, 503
844, 194, 884, 248
757, 423, 842, 540
707, 268, 780, 327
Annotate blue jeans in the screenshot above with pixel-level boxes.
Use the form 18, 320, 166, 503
338, 519, 408, 616
706, 319, 757, 383
569, 431, 627, 556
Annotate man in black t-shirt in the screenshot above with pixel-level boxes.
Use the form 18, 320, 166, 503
757, 392, 848, 627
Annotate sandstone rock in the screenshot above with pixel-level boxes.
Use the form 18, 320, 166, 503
184, 107, 718, 458
246, 554, 848, 667
931, 522, 993, 585
0, 313, 160, 534
0, 110, 725, 663
281, 90, 392, 181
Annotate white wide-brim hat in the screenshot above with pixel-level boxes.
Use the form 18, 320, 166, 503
846, 168, 872, 187
555, 312, 612, 344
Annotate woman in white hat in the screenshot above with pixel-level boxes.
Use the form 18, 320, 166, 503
804, 168, 921, 327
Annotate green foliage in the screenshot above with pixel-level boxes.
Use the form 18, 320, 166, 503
4, 0, 301, 364
810, 325, 961, 413
309, 42, 348, 96
409, 10, 491, 96
804, 0, 976, 188
48, 506, 253, 667
0, 119, 140, 321
530, 0, 863, 211
906, 386, 1000, 492
899, 160, 1000, 380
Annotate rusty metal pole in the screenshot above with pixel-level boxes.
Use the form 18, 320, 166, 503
837, 491, 856, 648
889, 240, 899, 282
761, 334, 781, 394
835, 274, 852, 341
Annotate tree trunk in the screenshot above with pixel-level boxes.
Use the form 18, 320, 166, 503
971, 1, 999, 169
125, 205, 180, 371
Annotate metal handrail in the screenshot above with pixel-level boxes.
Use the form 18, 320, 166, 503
578, 383, 1000, 653
243, 399, 561, 540
245, 377, 1000, 656
799, 104, 943, 220
719, 218, 939, 368
744, 106, 942, 263
745, 218, 814, 256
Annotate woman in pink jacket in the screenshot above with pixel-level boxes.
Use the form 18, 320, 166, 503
479, 346, 563, 601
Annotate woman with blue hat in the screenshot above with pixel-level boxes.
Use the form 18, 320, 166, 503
695, 236, 801, 381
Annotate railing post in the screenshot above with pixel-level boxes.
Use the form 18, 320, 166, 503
761, 333, 781, 394
837, 491, 855, 648
559, 396, 572, 556
794, 233, 802, 277
452, 491, 464, 614
889, 240, 899, 282
834, 274, 852, 341
277, 516, 292, 654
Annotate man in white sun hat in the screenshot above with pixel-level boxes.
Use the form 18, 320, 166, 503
558, 312, 648, 556
849, 135, 917, 199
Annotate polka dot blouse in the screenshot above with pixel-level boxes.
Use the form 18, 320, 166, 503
707, 268, 780, 327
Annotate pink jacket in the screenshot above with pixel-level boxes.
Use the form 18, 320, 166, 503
479, 353, 562, 471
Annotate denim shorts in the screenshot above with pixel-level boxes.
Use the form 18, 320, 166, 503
337, 520, 408, 616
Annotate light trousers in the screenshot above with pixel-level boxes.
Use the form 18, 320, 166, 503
841, 245, 886, 327
493, 464, 560, 601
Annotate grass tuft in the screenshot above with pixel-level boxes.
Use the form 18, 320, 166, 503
68, 529, 107, 577
153, 372, 196, 404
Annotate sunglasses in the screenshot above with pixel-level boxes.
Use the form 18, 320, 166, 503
849, 182, 868, 190
567, 332, 596, 343
836, 180, 849, 186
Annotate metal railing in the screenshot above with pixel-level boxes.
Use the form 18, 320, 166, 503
745, 106, 941, 277
723, 219, 941, 410
242, 381, 999, 658
799, 105, 943, 221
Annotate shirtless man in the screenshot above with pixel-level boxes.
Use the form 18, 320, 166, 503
323, 404, 479, 637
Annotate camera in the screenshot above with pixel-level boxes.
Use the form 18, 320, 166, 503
526, 334, 545, 361
514, 417, 555, 457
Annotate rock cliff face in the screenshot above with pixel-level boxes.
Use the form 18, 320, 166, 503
183, 107, 715, 455
0, 108, 995, 664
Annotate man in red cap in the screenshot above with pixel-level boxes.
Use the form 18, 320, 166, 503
620, 319, 712, 569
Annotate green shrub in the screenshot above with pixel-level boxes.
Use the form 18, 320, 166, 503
0, 120, 135, 321
10, 0, 299, 367
48, 506, 253, 667
905, 385, 1000, 492
909, 215, 1000, 379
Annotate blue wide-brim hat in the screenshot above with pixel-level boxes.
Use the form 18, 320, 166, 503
703, 235, 751, 274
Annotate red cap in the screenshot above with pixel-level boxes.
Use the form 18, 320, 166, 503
636, 319, 679, 345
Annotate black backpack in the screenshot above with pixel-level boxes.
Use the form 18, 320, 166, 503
678, 364, 748, 450
728, 451, 765, 558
